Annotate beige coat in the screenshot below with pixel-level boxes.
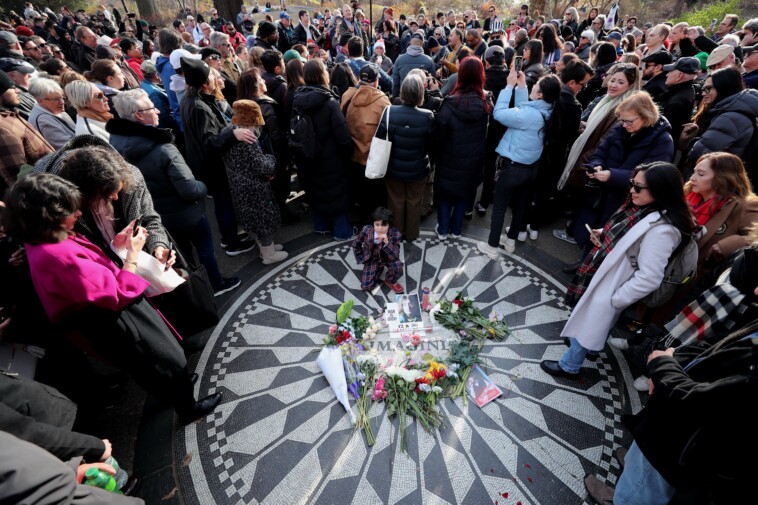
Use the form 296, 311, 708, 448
341, 85, 391, 165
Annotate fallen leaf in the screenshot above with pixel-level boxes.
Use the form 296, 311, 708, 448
181, 453, 193, 467
162, 487, 178, 500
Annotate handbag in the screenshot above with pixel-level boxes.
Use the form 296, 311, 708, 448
365, 106, 392, 180
149, 236, 219, 337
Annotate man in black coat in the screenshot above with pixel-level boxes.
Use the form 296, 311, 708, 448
292, 10, 321, 46
254, 21, 279, 51
641, 51, 672, 103
658, 57, 698, 144
261, 50, 287, 106
277, 11, 294, 53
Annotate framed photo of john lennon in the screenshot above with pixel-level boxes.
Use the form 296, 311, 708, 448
385, 293, 424, 336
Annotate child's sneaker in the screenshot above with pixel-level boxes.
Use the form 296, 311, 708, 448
384, 279, 404, 293
435, 224, 447, 240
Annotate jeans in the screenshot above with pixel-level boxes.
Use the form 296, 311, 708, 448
169, 215, 224, 289
615, 442, 676, 505
212, 187, 241, 247
312, 210, 353, 239
487, 157, 538, 247
437, 195, 468, 236
559, 337, 590, 374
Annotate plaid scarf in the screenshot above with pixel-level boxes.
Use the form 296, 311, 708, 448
662, 279, 747, 349
565, 203, 653, 307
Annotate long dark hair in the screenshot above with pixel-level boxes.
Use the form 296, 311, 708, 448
537, 74, 563, 144
236, 68, 263, 99
633, 161, 694, 239
710, 66, 744, 106
594, 41, 617, 67
524, 39, 543, 66
451, 57, 492, 113
329, 62, 357, 98
539, 23, 563, 54
303, 58, 329, 86
285, 58, 304, 92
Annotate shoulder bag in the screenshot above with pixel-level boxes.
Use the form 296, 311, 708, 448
365, 106, 392, 180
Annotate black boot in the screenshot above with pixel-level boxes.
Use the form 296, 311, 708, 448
177, 393, 223, 426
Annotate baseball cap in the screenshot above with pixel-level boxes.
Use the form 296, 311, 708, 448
606, 31, 622, 41
170, 48, 199, 69
283, 49, 306, 64
0, 57, 35, 74
359, 63, 379, 83
706, 44, 734, 68
484, 45, 505, 61
279, 11, 290, 20
642, 51, 673, 65
662, 56, 700, 74
0, 31, 19, 46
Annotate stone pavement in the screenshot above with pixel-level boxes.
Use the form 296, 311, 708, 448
112, 204, 650, 505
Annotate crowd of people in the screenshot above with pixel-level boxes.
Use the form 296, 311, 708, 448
1, 1, 758, 503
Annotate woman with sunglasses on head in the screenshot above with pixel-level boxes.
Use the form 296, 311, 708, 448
682, 67, 758, 166
542, 161, 694, 379
568, 91, 675, 259
64, 80, 113, 141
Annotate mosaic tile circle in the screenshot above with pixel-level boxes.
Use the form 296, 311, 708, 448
177, 234, 637, 505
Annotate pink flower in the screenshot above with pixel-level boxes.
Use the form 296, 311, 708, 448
410, 334, 422, 346
372, 376, 387, 401
329, 324, 337, 334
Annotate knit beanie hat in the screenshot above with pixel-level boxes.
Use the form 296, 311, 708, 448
180, 56, 210, 87
258, 21, 276, 38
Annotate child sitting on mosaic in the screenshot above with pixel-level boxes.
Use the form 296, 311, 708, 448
352, 207, 404, 293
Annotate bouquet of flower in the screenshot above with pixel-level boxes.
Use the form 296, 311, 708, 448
429, 293, 509, 342
355, 353, 382, 445
446, 340, 482, 404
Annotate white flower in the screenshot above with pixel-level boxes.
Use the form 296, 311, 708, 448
368, 316, 375, 325
385, 366, 424, 382
431, 386, 443, 393
451, 303, 459, 314
428, 303, 442, 323
356, 354, 380, 366
418, 383, 431, 392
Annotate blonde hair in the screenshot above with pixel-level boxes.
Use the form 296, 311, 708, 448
64, 80, 100, 110
616, 91, 659, 128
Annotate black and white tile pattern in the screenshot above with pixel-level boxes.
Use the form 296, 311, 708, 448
177, 234, 635, 505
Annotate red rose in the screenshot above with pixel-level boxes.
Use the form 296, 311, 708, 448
452, 299, 463, 306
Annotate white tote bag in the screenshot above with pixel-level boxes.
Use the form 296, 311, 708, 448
365, 106, 392, 179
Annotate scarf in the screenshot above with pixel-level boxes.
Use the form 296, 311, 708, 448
686, 192, 731, 226
565, 203, 653, 307
662, 278, 747, 349
558, 88, 635, 190
77, 107, 113, 122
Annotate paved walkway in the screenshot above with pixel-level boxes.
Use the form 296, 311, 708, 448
121, 210, 648, 505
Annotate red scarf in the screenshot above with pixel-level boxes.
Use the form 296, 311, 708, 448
686, 192, 730, 226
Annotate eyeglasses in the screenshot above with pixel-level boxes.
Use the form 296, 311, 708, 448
42, 96, 65, 102
629, 179, 648, 193
702, 85, 714, 92
93, 92, 107, 101
136, 106, 157, 113
617, 116, 639, 125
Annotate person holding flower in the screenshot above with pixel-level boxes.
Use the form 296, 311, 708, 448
352, 206, 404, 293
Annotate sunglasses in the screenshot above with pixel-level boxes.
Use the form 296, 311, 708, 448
629, 179, 648, 193
209, 54, 221, 60
702, 85, 714, 92
93, 92, 107, 101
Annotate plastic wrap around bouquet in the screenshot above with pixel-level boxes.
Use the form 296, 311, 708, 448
317, 346, 357, 425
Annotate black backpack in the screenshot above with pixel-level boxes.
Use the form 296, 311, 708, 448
289, 106, 320, 159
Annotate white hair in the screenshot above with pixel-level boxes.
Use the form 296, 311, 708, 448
64, 80, 99, 109
112, 88, 151, 120
28, 77, 62, 99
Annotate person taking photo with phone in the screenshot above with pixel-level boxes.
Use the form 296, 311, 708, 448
477, 64, 562, 259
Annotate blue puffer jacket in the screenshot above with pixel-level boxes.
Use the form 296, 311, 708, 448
156, 55, 182, 131
375, 104, 435, 182
493, 85, 552, 164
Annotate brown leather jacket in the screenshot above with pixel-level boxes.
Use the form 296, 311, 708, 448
341, 85, 391, 165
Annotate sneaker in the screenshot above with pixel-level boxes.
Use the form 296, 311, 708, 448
435, 224, 447, 240
214, 277, 241, 297
527, 224, 539, 241
475, 202, 487, 217
499, 236, 516, 253
384, 279, 404, 293
633, 375, 649, 392
504, 227, 527, 242
477, 241, 501, 260
450, 232, 461, 239
464, 210, 473, 221
553, 229, 577, 245
224, 238, 256, 256
608, 337, 630, 351
220, 232, 251, 249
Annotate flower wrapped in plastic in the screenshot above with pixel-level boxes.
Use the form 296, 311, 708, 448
317, 346, 356, 424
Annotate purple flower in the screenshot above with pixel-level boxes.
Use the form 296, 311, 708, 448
348, 382, 360, 400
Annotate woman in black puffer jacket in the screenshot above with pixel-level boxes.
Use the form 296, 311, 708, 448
292, 59, 355, 240
376, 73, 436, 241
434, 58, 493, 239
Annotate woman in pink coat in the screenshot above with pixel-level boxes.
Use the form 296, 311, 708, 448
3, 173, 221, 425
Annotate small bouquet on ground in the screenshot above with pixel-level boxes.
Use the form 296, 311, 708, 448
429, 293, 509, 342
446, 340, 482, 405
355, 353, 382, 445
316, 346, 356, 424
